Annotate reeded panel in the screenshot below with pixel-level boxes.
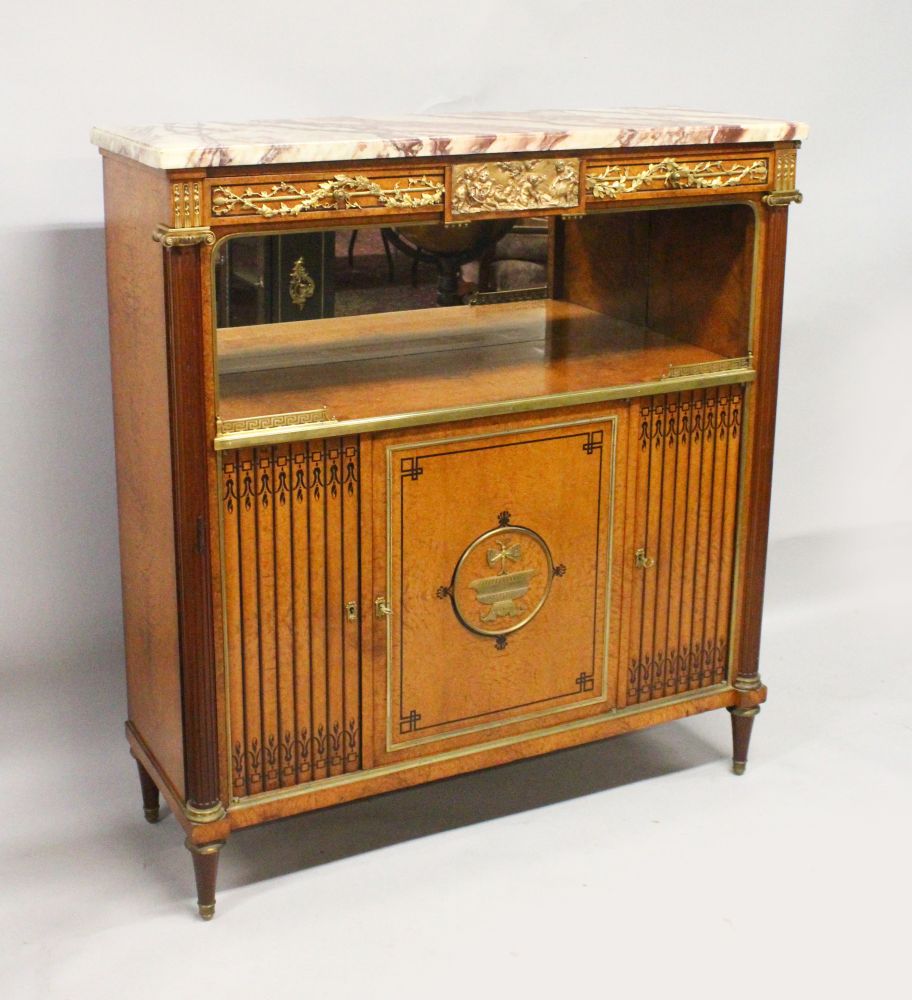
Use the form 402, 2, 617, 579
623, 386, 743, 705
221, 437, 361, 799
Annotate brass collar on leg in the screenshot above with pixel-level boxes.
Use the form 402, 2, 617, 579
733, 674, 763, 692
185, 838, 226, 856
183, 801, 227, 824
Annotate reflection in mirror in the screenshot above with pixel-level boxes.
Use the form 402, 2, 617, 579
214, 219, 549, 328
214, 219, 552, 420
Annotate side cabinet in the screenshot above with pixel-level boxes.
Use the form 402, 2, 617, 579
368, 406, 627, 764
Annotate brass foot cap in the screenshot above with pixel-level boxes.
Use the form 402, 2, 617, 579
144, 806, 160, 823
732, 760, 747, 776
198, 903, 216, 921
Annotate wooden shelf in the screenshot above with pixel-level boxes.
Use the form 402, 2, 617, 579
217, 298, 734, 425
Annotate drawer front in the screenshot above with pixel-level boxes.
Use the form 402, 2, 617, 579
208, 168, 446, 225
220, 438, 362, 800
620, 386, 744, 706
372, 408, 626, 762
585, 154, 772, 205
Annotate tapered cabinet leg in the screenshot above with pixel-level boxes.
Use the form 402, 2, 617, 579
136, 760, 161, 823
728, 706, 760, 775
186, 839, 226, 920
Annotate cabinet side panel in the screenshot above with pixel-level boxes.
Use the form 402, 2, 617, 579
102, 156, 185, 796
646, 205, 754, 358
558, 213, 649, 324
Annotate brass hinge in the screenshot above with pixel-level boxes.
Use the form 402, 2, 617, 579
374, 596, 393, 619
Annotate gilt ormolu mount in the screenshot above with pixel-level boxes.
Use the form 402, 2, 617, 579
93, 108, 806, 918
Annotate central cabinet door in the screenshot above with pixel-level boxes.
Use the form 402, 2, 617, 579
370, 405, 627, 763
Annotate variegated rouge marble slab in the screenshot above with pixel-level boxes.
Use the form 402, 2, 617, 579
90, 109, 808, 170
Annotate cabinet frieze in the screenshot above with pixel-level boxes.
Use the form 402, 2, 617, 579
165, 145, 799, 232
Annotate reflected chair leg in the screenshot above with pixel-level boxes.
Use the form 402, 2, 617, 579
380, 229, 395, 282
136, 760, 160, 823
728, 706, 760, 775
186, 839, 225, 921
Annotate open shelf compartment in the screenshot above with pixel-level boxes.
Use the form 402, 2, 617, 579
213, 203, 757, 432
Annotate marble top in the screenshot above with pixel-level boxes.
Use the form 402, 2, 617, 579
90, 109, 808, 171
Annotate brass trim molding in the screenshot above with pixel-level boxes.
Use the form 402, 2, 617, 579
661, 355, 753, 380
467, 287, 548, 306
228, 682, 732, 808
211, 174, 445, 218
153, 223, 216, 248
587, 157, 768, 200
726, 388, 752, 687
216, 408, 336, 438
451, 159, 580, 216
213, 369, 756, 450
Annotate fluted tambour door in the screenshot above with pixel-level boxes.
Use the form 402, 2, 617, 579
620, 386, 743, 707
220, 438, 362, 800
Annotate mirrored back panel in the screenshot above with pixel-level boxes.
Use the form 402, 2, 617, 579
213, 205, 755, 431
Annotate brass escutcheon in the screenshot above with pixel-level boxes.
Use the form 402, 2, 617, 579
635, 548, 655, 569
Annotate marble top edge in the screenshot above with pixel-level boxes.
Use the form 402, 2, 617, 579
91, 109, 809, 170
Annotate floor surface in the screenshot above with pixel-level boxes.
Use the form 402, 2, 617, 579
1, 526, 909, 999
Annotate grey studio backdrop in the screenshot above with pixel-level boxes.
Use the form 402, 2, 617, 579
1, 2, 910, 997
